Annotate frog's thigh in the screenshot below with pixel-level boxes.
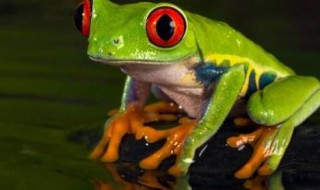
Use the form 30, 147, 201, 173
247, 75, 320, 126
247, 75, 320, 174
266, 83, 320, 172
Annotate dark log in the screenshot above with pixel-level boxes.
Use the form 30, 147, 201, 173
69, 112, 320, 189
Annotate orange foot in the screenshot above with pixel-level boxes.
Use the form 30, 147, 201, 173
90, 103, 142, 162
227, 125, 279, 179
139, 117, 197, 174
90, 101, 191, 171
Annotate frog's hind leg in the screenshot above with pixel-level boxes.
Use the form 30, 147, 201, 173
228, 75, 320, 179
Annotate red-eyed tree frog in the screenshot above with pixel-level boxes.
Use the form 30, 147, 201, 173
74, 0, 320, 179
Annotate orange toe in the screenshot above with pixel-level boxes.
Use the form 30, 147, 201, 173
142, 101, 182, 123
228, 126, 278, 179
234, 117, 255, 127
90, 135, 110, 160
258, 163, 273, 176
139, 117, 196, 172
143, 101, 182, 114
90, 103, 143, 162
168, 165, 185, 177
227, 127, 264, 148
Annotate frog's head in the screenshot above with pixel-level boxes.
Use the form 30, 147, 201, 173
74, 0, 199, 66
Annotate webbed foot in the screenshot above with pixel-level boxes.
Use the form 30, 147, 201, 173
139, 117, 197, 173
227, 125, 279, 179
90, 101, 191, 173
90, 103, 143, 162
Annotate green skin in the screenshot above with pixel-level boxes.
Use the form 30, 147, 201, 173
87, 0, 320, 178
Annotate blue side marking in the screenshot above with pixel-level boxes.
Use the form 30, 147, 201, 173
259, 72, 276, 89
245, 71, 276, 98
194, 63, 229, 86
245, 70, 257, 97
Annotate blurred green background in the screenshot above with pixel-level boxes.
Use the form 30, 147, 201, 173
0, 0, 319, 189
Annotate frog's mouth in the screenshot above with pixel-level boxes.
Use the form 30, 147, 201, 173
89, 54, 201, 67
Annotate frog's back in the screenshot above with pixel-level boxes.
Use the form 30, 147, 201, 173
187, 12, 294, 96
187, 13, 294, 76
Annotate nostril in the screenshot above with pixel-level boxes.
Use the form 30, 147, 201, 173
111, 36, 124, 49
107, 51, 113, 56
113, 38, 120, 44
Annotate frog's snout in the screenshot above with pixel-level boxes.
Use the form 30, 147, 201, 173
88, 35, 125, 59
103, 36, 124, 56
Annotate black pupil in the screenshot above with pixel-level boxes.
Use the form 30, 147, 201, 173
156, 14, 174, 41
74, 3, 84, 32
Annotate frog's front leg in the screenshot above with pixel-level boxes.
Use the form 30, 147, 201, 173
90, 76, 151, 161
169, 65, 246, 175
228, 75, 320, 179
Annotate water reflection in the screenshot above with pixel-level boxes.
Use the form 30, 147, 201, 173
94, 163, 320, 190
94, 163, 180, 190
93, 163, 276, 190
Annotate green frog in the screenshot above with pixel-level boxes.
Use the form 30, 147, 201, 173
74, 0, 320, 179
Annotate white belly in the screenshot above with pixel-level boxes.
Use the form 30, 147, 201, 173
120, 62, 205, 117
157, 85, 203, 118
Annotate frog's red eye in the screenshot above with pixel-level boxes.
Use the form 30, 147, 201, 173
146, 7, 186, 48
74, 0, 92, 37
